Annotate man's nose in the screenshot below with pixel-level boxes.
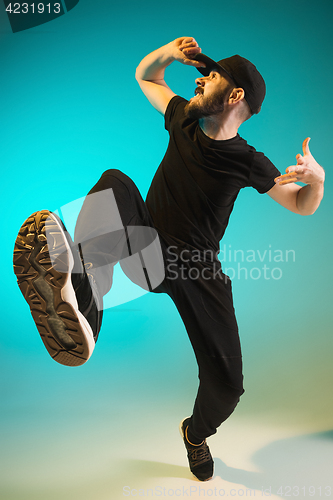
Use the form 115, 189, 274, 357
195, 77, 205, 86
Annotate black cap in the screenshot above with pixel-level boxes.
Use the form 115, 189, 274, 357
194, 53, 266, 115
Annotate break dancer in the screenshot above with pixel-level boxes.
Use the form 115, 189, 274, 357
13, 37, 325, 481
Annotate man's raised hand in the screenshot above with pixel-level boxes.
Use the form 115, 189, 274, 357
135, 36, 206, 115
171, 37, 205, 68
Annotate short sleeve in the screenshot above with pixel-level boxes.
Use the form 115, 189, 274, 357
165, 96, 188, 132
249, 151, 281, 194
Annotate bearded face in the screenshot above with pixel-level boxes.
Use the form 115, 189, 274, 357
184, 82, 233, 120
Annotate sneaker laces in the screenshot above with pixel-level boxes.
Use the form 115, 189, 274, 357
187, 442, 212, 468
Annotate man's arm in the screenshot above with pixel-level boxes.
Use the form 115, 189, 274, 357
267, 138, 325, 215
135, 37, 204, 115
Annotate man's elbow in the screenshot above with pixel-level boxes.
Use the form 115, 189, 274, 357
135, 62, 148, 83
135, 66, 142, 82
299, 209, 316, 216
295, 185, 323, 216
297, 202, 321, 216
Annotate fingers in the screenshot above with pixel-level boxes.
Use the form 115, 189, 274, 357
182, 57, 205, 68
178, 36, 198, 45
182, 46, 202, 57
181, 44, 200, 52
276, 138, 322, 187
289, 138, 312, 172
302, 137, 311, 156
277, 177, 298, 185
285, 164, 303, 175
180, 46, 202, 59
179, 38, 201, 56
295, 138, 311, 163
179, 37, 200, 49
275, 169, 302, 185
178, 37, 204, 67
275, 173, 298, 185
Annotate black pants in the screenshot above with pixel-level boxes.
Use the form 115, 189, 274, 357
74, 169, 244, 441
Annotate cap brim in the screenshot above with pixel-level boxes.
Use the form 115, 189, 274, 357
194, 53, 234, 83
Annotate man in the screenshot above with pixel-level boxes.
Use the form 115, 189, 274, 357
13, 37, 325, 482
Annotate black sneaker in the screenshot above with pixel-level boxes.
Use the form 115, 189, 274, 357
13, 210, 103, 367
179, 417, 214, 481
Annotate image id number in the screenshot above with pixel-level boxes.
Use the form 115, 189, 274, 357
5, 3, 61, 14
277, 486, 332, 496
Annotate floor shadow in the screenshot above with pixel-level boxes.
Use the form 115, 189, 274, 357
120, 459, 192, 480
213, 429, 333, 494
119, 429, 333, 493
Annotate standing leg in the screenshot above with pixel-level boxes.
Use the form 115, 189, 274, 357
164, 256, 244, 480
170, 260, 244, 437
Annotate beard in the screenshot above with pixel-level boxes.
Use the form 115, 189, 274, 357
184, 85, 232, 120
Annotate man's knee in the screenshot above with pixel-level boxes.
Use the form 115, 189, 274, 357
101, 169, 132, 184
97, 169, 137, 196
211, 384, 244, 422
219, 383, 244, 406
102, 168, 124, 178
87, 169, 133, 200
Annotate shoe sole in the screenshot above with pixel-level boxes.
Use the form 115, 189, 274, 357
13, 210, 95, 367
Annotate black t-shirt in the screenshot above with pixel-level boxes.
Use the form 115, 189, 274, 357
145, 96, 280, 255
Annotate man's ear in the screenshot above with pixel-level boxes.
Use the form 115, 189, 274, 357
228, 88, 245, 104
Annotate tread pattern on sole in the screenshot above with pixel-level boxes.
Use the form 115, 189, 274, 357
13, 210, 94, 367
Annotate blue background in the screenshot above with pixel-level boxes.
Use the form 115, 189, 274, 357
1, 0, 332, 498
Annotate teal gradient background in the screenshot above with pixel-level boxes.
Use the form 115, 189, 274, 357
1, 0, 332, 498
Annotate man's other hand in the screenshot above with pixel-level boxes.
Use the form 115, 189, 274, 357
274, 138, 325, 186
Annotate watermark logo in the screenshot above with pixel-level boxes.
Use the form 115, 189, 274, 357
3, 0, 79, 33
166, 245, 295, 283
122, 485, 263, 497
219, 243, 296, 282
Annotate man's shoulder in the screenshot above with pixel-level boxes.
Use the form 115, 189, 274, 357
165, 95, 189, 131
165, 95, 188, 117
237, 136, 269, 160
